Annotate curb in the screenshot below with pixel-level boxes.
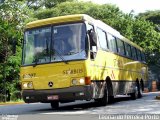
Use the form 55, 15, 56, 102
0, 102, 25, 106
155, 96, 160, 100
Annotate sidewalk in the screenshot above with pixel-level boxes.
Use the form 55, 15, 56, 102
0, 101, 24, 105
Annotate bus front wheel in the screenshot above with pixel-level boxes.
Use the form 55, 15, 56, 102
100, 85, 109, 106
96, 83, 114, 106
50, 101, 59, 109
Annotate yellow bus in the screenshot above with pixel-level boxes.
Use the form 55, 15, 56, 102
20, 14, 148, 109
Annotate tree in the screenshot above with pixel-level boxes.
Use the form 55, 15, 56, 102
137, 10, 160, 32
138, 10, 160, 32
0, 0, 32, 101
18, 0, 75, 10
137, 10, 160, 65
138, 10, 160, 25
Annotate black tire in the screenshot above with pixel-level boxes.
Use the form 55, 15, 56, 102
96, 83, 114, 106
100, 85, 109, 106
50, 101, 59, 109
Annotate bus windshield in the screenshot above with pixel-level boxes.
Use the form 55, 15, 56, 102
22, 23, 87, 65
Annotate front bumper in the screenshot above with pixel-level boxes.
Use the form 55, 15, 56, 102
22, 85, 93, 103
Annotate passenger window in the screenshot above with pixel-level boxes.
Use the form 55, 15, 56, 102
137, 50, 142, 61
141, 52, 146, 62
117, 38, 125, 55
107, 33, 117, 53
125, 43, 132, 58
131, 46, 137, 60
97, 28, 107, 50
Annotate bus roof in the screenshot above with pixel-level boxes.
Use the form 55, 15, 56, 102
26, 14, 94, 29
26, 14, 143, 51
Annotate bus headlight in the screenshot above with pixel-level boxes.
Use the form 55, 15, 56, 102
72, 79, 78, 85
27, 82, 33, 88
22, 82, 33, 89
71, 78, 85, 86
23, 83, 28, 88
79, 78, 85, 84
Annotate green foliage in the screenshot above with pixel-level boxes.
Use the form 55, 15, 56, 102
0, 94, 5, 102
0, 0, 31, 100
10, 90, 21, 101
18, 0, 75, 10
35, 2, 123, 20
138, 10, 160, 25
137, 10, 160, 64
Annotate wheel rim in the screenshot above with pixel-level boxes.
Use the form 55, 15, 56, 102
135, 86, 138, 98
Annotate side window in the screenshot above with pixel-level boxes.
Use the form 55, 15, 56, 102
125, 43, 132, 58
137, 49, 142, 61
107, 33, 117, 53
97, 28, 107, 50
117, 38, 125, 55
141, 52, 146, 62
131, 46, 137, 60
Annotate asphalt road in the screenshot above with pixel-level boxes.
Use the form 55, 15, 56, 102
0, 92, 160, 120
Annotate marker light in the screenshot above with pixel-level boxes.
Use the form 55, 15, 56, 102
85, 76, 91, 85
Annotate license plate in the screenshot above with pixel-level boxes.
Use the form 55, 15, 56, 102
47, 95, 59, 100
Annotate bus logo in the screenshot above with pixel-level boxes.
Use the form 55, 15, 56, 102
48, 81, 53, 87
63, 68, 83, 75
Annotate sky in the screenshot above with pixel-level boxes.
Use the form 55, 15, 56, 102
82, 0, 160, 14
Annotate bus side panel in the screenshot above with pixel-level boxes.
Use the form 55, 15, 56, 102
88, 50, 148, 98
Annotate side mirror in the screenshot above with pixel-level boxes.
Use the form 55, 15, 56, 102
90, 46, 97, 60
88, 29, 97, 47
88, 30, 97, 60
92, 46, 97, 53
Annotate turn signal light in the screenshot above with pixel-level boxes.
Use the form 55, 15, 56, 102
85, 76, 91, 85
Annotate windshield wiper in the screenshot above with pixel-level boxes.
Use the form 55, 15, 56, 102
52, 48, 68, 64
33, 57, 38, 67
